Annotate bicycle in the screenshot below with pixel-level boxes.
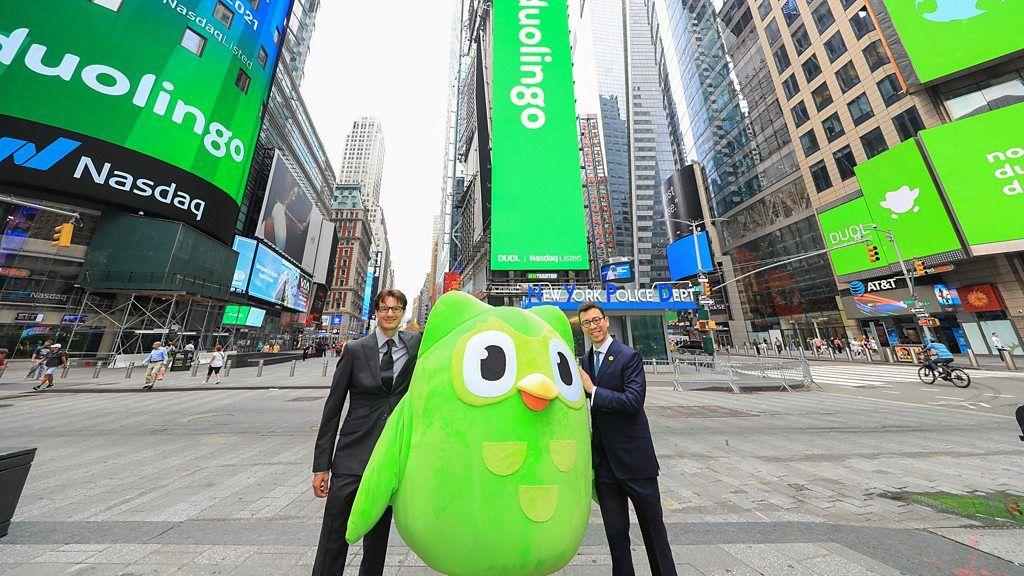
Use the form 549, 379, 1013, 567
917, 357, 971, 388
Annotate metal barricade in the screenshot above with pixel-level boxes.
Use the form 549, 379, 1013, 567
669, 357, 814, 393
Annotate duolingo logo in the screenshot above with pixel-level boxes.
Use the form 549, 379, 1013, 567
915, 0, 987, 22
879, 185, 921, 219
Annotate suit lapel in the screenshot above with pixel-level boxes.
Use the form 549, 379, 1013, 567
392, 332, 419, 390
595, 340, 617, 387
362, 336, 382, 390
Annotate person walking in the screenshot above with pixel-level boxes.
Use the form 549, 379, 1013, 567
25, 339, 52, 380
992, 332, 1007, 353
204, 345, 226, 385
311, 289, 422, 576
774, 338, 783, 355
143, 341, 167, 390
32, 343, 67, 391
578, 301, 677, 576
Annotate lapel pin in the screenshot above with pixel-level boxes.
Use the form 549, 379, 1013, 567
608, 355, 614, 362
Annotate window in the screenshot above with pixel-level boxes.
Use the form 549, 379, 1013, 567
811, 82, 834, 111
800, 129, 821, 156
773, 45, 792, 72
783, 74, 801, 99
823, 31, 847, 62
791, 100, 811, 126
791, 24, 811, 54
847, 92, 874, 125
235, 69, 251, 93
758, 0, 772, 20
877, 73, 904, 106
893, 106, 925, 141
836, 60, 860, 92
850, 7, 876, 38
765, 18, 782, 45
257, 46, 269, 69
811, 160, 832, 192
802, 54, 822, 83
943, 72, 1024, 120
782, 0, 802, 26
822, 111, 845, 141
860, 127, 889, 158
833, 145, 857, 180
840, 0, 857, 8
863, 40, 888, 71
214, 1, 234, 27
811, 1, 835, 33
91, 0, 123, 10
181, 27, 207, 57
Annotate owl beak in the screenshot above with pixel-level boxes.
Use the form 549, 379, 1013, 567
516, 373, 558, 412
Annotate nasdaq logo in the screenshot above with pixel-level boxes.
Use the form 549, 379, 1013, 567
0, 136, 81, 171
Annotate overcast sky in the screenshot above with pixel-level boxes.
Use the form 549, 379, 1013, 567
300, 0, 457, 299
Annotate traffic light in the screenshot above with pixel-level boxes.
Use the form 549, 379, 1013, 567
914, 260, 926, 276
51, 223, 73, 247
866, 245, 880, 263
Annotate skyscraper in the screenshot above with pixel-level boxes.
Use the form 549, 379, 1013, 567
282, 0, 321, 85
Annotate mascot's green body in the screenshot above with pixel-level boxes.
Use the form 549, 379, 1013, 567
346, 291, 592, 575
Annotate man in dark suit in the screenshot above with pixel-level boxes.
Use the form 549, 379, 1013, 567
578, 301, 676, 576
311, 289, 422, 576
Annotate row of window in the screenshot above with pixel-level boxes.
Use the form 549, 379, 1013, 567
804, 106, 926, 193
791, 73, 905, 151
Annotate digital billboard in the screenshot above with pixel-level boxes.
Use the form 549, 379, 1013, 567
231, 236, 257, 293
600, 261, 635, 284
0, 1, 292, 244
817, 197, 888, 277
881, 0, 1024, 83
222, 305, 265, 327
249, 243, 311, 311
919, 102, 1024, 255
257, 151, 323, 270
490, 0, 588, 270
667, 231, 713, 281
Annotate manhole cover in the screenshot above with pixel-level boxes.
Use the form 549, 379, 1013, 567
287, 396, 326, 402
186, 413, 235, 424
648, 405, 759, 418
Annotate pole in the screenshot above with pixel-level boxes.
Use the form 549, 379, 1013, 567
92, 364, 102, 379
289, 360, 297, 377
967, 349, 980, 367
257, 359, 264, 378
1001, 349, 1017, 371
323, 359, 330, 377
223, 359, 232, 377
125, 362, 135, 379
883, 228, 934, 341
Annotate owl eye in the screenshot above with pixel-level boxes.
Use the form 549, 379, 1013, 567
462, 331, 517, 398
549, 339, 582, 403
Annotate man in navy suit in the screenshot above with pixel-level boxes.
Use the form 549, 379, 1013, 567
578, 301, 676, 576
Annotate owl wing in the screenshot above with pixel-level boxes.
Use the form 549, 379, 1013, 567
345, 397, 412, 544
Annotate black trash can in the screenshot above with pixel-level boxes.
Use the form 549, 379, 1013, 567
0, 447, 35, 538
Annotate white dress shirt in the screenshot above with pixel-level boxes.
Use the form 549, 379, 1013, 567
375, 329, 408, 377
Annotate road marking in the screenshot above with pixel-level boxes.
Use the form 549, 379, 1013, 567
825, 392, 1013, 419
983, 393, 1014, 398
934, 396, 964, 400
880, 390, 901, 394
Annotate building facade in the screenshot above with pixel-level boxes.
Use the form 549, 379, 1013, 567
326, 184, 373, 339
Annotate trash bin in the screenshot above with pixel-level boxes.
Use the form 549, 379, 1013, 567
0, 447, 35, 538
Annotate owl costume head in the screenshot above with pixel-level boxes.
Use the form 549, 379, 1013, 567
346, 291, 592, 576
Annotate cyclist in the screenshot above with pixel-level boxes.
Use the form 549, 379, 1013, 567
923, 338, 955, 377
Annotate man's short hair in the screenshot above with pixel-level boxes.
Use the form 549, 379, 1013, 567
577, 300, 606, 317
374, 289, 408, 311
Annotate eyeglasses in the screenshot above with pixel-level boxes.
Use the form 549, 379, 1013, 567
378, 306, 406, 314
581, 316, 606, 328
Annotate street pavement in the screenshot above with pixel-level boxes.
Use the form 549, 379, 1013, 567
1, 360, 1023, 575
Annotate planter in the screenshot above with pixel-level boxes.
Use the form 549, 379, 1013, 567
0, 447, 35, 538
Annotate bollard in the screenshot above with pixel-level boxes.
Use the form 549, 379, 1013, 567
799, 346, 806, 359
909, 348, 919, 365
322, 359, 330, 377
257, 359, 264, 378
828, 347, 836, 360
92, 364, 102, 379
190, 359, 200, 377
967, 349, 980, 367
743, 342, 750, 355
61, 363, 70, 378
223, 359, 232, 377
1000, 349, 1018, 371
289, 360, 297, 377
125, 362, 135, 379
884, 348, 895, 363
866, 348, 875, 363
846, 348, 854, 362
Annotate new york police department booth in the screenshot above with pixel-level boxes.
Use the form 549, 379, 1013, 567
521, 284, 698, 362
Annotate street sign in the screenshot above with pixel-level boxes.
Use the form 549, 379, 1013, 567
699, 298, 715, 306
909, 307, 926, 314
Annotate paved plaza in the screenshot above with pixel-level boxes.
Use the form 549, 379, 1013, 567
1, 360, 1023, 575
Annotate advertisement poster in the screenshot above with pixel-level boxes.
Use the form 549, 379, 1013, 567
231, 236, 257, 293
257, 151, 319, 268
666, 231, 714, 281
249, 243, 311, 312
893, 344, 924, 363
0, 1, 293, 243
490, 0, 588, 270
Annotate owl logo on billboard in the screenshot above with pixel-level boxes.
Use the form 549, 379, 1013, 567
879, 185, 921, 219
915, 0, 985, 22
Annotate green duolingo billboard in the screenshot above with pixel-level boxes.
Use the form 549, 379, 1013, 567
819, 139, 962, 277
920, 101, 1024, 255
490, 0, 589, 271
0, 0, 292, 243
883, 0, 1024, 83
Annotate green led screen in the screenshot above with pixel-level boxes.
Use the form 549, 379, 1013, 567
0, 1, 292, 243
490, 0, 588, 270
920, 102, 1024, 255
817, 196, 890, 277
883, 0, 1024, 83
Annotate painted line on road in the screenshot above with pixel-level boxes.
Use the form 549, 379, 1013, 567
823, 391, 1014, 419
933, 396, 964, 401
983, 393, 1014, 398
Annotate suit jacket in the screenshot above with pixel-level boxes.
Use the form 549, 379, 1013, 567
583, 338, 659, 480
313, 330, 422, 475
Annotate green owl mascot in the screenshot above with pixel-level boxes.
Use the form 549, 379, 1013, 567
346, 291, 592, 575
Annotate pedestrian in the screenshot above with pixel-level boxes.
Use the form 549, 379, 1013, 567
774, 337, 783, 355
257, 342, 264, 353
204, 345, 225, 385
25, 339, 52, 380
311, 289, 422, 575
302, 346, 309, 361
273, 342, 281, 353
578, 301, 677, 576
32, 343, 67, 390
1016, 404, 1024, 442
992, 332, 1007, 352
184, 341, 195, 352
0, 348, 9, 379
143, 341, 167, 390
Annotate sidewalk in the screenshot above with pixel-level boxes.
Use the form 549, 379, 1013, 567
715, 348, 1016, 371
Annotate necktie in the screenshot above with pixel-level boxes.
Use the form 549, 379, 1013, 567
381, 339, 395, 391
594, 350, 603, 376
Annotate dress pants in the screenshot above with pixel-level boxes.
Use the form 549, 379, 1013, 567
312, 473, 393, 576
595, 476, 677, 576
